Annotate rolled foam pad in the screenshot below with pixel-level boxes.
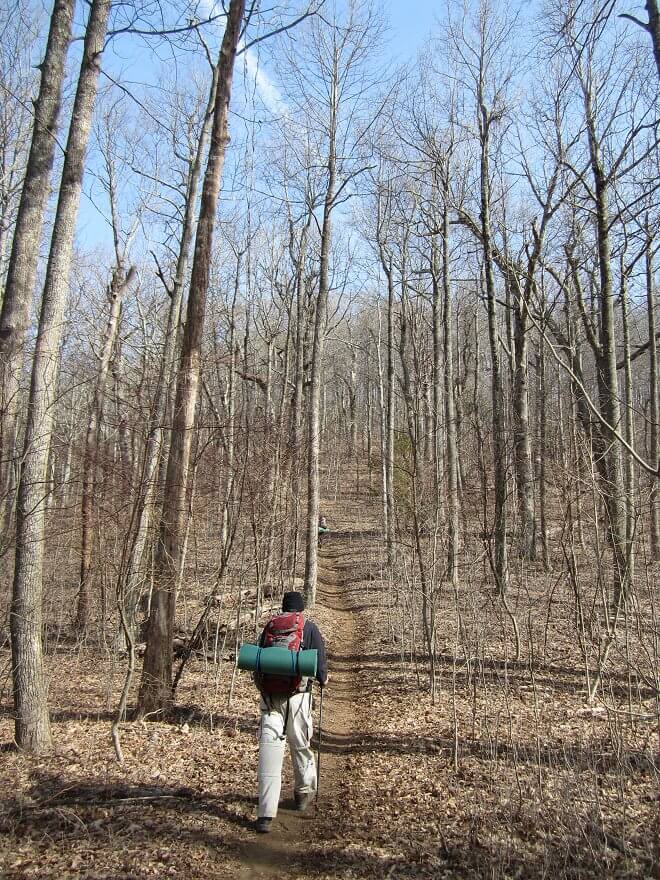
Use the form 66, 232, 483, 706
237, 643, 317, 678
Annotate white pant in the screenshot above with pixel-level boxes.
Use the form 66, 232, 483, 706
257, 691, 316, 818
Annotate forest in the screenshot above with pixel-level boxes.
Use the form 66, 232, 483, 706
0, 0, 658, 877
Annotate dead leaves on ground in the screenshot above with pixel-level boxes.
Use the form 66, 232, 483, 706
0, 502, 658, 878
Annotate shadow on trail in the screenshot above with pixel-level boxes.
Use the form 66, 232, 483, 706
3, 771, 651, 880
317, 729, 655, 775
327, 652, 655, 699
0, 773, 253, 850
319, 528, 382, 541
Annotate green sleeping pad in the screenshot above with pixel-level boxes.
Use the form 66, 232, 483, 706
237, 643, 318, 678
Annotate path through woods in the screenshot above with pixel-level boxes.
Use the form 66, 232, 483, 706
233, 492, 373, 878
1, 477, 656, 879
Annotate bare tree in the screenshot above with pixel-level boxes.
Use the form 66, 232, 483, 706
137, 0, 246, 716
0, 0, 74, 526
644, 223, 659, 559
271, 0, 385, 604
11, 0, 111, 753
448, 0, 517, 592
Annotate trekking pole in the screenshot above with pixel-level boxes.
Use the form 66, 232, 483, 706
316, 684, 324, 807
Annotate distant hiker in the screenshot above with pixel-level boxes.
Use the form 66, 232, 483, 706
318, 515, 329, 547
255, 591, 328, 834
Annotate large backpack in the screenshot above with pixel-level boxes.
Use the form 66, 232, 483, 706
256, 611, 305, 698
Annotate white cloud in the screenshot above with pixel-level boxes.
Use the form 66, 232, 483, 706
241, 45, 288, 116
193, 8, 288, 116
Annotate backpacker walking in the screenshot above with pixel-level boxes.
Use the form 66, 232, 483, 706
255, 591, 328, 833
318, 515, 329, 548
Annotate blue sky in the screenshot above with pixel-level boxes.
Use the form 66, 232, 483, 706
75, 1, 441, 255
387, 0, 438, 58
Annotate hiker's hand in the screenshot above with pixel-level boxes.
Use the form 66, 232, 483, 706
321, 675, 329, 689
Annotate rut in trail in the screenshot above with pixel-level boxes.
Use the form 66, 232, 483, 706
233, 493, 378, 880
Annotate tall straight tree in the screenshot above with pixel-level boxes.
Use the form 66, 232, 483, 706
0, 0, 74, 522
137, 0, 246, 716
302, 42, 338, 607
543, 3, 658, 604
645, 226, 659, 559
118, 63, 222, 642
448, 0, 516, 593
10, 0, 111, 753
273, 1, 386, 604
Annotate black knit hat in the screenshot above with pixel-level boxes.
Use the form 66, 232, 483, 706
282, 591, 305, 612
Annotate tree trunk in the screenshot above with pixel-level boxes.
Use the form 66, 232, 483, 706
441, 172, 459, 585
375, 309, 389, 558
587, 103, 629, 605
537, 334, 550, 570
303, 45, 338, 607
645, 227, 659, 560
400, 294, 436, 698
0, 0, 74, 521
119, 62, 222, 646
386, 259, 396, 567
10, 0, 111, 753
513, 296, 536, 559
77, 264, 132, 634
478, 103, 509, 594
137, 0, 245, 716
289, 213, 311, 574
647, 0, 660, 77
620, 263, 636, 587
431, 226, 443, 496
219, 253, 240, 573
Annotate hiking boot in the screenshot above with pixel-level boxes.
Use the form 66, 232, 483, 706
255, 817, 273, 833
294, 791, 314, 812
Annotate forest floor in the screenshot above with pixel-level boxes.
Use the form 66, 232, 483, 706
0, 479, 658, 879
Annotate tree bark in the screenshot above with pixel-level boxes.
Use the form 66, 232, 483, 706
645, 228, 659, 560
440, 168, 459, 585
10, 0, 111, 753
304, 56, 337, 606
586, 98, 629, 606
622, 0, 660, 77
512, 294, 536, 559
76, 264, 132, 634
0, 0, 74, 521
537, 334, 550, 570
137, 0, 245, 716
478, 100, 509, 594
647, 0, 660, 77
620, 262, 636, 586
289, 212, 311, 574
119, 63, 221, 644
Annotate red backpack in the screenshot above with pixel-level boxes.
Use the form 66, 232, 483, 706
256, 611, 305, 698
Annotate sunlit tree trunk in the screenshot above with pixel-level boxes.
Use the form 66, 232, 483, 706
478, 97, 509, 594
620, 261, 636, 586
440, 168, 459, 585
304, 56, 337, 607
138, 0, 245, 716
512, 293, 536, 560
77, 263, 133, 634
10, 0, 111, 753
0, 0, 74, 523
289, 211, 311, 574
586, 95, 629, 606
645, 227, 659, 560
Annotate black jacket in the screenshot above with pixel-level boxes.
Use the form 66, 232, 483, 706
259, 616, 328, 686
301, 619, 328, 686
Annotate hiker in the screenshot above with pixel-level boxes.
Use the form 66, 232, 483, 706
318, 515, 329, 547
255, 591, 328, 834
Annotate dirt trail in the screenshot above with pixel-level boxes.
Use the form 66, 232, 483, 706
233, 510, 364, 879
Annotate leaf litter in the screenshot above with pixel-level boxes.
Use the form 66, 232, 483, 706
0, 493, 658, 879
